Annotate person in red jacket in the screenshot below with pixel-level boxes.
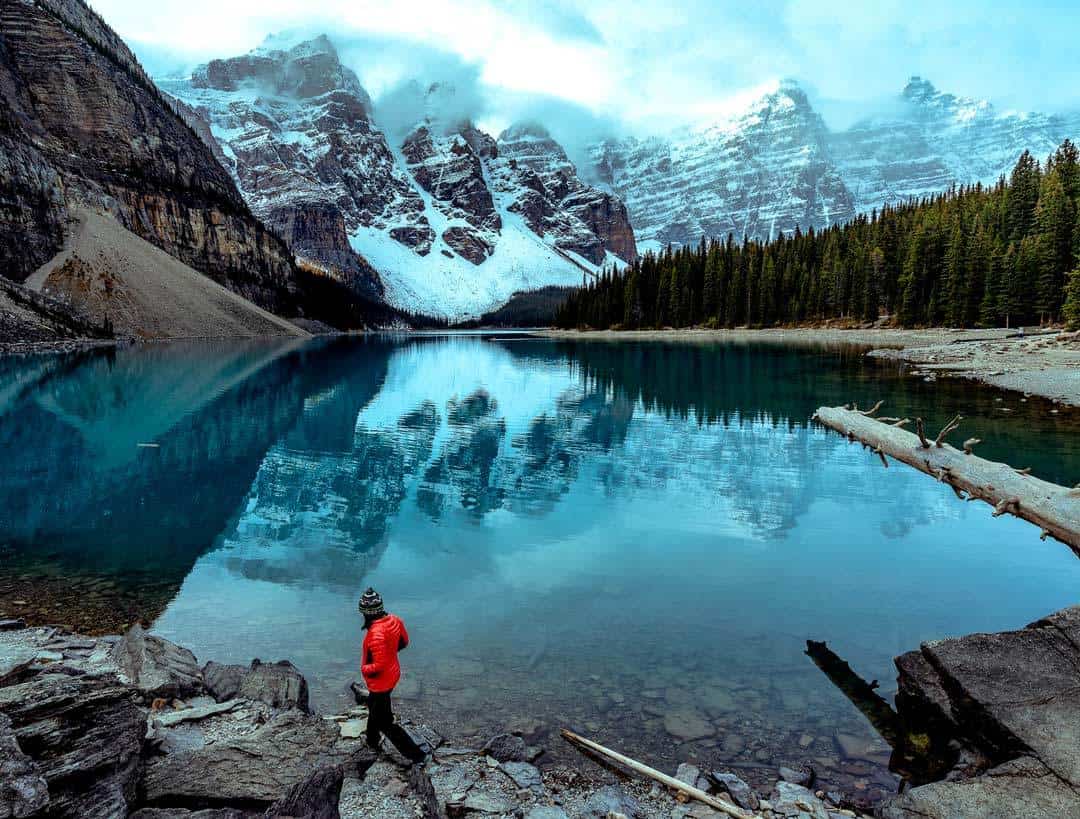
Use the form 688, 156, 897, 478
358, 587, 427, 763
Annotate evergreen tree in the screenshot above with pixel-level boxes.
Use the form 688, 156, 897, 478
1064, 268, 1080, 331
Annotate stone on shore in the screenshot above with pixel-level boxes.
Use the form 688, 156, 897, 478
202, 662, 247, 703
238, 659, 310, 713
111, 624, 202, 699
500, 760, 544, 792
153, 699, 241, 728
582, 785, 641, 818
707, 771, 759, 811
482, 732, 527, 762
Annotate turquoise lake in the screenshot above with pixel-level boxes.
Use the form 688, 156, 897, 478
2, 333, 1079, 800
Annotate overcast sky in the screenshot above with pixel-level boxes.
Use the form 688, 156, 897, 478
92, 0, 1080, 133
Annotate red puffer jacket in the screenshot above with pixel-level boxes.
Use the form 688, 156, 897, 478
361, 613, 409, 693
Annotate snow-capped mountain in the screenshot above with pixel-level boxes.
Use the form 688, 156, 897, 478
589, 77, 1080, 249
590, 80, 856, 252
163, 37, 636, 319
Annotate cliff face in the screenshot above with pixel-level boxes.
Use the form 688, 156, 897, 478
0, 0, 299, 313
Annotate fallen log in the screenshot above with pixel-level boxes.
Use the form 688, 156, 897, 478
560, 729, 758, 818
814, 405, 1080, 557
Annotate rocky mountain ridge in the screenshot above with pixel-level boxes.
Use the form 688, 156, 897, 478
0, 0, 300, 315
165, 38, 637, 320
589, 77, 1080, 249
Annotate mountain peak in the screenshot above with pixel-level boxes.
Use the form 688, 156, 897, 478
193, 34, 367, 104
499, 121, 554, 142
902, 76, 939, 103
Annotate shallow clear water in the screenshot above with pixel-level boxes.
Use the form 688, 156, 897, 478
2, 333, 1079, 798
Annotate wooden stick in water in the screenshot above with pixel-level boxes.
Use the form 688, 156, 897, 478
560, 729, 758, 819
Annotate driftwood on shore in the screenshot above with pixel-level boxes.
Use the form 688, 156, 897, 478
561, 729, 759, 819
813, 404, 1080, 557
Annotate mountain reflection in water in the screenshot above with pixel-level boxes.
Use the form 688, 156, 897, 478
2, 333, 1079, 799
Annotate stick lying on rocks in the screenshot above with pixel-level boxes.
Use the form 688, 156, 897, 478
813, 404, 1080, 557
561, 729, 758, 819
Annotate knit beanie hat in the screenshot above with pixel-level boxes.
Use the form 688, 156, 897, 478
359, 587, 385, 616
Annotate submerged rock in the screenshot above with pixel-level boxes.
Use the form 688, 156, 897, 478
663, 708, 714, 742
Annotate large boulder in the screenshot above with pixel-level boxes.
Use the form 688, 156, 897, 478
202, 662, 247, 703
0, 669, 145, 817
880, 605, 1080, 818
264, 764, 344, 819
110, 625, 202, 699
0, 713, 49, 817
238, 660, 310, 712
879, 757, 1080, 819
895, 606, 1080, 788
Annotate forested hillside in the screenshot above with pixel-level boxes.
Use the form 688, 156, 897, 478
558, 140, 1080, 330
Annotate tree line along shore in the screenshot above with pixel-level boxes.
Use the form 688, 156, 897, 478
556, 140, 1080, 332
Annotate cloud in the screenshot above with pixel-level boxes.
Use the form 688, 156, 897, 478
94, 0, 1080, 134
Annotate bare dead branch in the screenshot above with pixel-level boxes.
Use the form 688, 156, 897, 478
915, 418, 930, 449
992, 497, 1020, 517
858, 400, 884, 417
963, 437, 981, 455
935, 414, 962, 447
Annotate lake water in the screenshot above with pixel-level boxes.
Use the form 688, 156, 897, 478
3, 333, 1079, 801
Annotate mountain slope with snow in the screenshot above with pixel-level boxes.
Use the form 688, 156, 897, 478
589, 77, 1080, 249
164, 38, 636, 320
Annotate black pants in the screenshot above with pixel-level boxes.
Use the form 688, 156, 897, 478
366, 691, 425, 762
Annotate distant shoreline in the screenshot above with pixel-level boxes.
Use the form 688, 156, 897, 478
539, 326, 1080, 408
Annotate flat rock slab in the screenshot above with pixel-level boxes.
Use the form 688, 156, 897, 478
916, 606, 1080, 788
142, 710, 369, 805
153, 699, 241, 728
879, 757, 1080, 819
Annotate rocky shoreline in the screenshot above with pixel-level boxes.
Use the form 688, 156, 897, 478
2, 608, 1078, 819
